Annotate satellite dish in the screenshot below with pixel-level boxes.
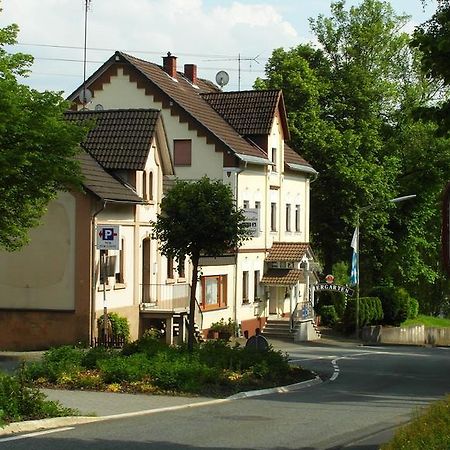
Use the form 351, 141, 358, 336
95, 104, 104, 111
79, 88, 92, 104
215, 71, 229, 88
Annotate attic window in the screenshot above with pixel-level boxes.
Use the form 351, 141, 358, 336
174, 139, 192, 166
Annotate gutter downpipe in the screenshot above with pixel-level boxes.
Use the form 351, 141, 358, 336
233, 165, 244, 332
91, 200, 106, 346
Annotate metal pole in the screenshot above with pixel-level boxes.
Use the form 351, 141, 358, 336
355, 211, 360, 338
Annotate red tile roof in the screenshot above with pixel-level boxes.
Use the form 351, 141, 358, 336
77, 152, 143, 203
118, 52, 268, 160
64, 109, 160, 170
266, 242, 310, 262
284, 143, 313, 168
201, 90, 282, 136
261, 269, 305, 286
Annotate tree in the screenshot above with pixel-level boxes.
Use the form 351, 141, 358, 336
255, 0, 450, 312
152, 177, 249, 351
409, 2, 450, 134
0, 12, 86, 251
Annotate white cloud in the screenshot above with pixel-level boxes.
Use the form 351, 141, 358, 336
1, 0, 299, 93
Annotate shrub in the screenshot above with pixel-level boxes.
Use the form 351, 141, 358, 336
23, 346, 85, 383
122, 331, 167, 357
319, 305, 339, 326
0, 372, 76, 426
209, 318, 238, 335
343, 297, 383, 332
370, 287, 410, 326
408, 297, 420, 320
81, 346, 115, 370
98, 353, 153, 383
97, 312, 130, 341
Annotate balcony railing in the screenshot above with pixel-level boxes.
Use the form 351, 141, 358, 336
140, 283, 190, 311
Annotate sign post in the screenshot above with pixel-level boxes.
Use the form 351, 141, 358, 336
96, 225, 120, 344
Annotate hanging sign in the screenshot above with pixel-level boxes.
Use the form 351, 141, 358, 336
314, 284, 354, 296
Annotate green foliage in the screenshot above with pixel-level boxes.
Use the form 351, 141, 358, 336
255, 0, 450, 315
0, 15, 88, 251
152, 176, 250, 262
319, 305, 339, 326
381, 394, 450, 450
408, 297, 420, 320
0, 372, 76, 426
370, 287, 411, 326
121, 330, 167, 357
152, 176, 250, 350
97, 312, 130, 341
402, 314, 450, 328
209, 318, 238, 335
343, 296, 383, 331
22, 340, 303, 397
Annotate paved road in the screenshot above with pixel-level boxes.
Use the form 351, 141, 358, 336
1, 343, 449, 449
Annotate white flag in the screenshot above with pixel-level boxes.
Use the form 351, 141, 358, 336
351, 227, 359, 252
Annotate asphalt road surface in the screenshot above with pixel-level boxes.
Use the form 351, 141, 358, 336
1, 342, 449, 450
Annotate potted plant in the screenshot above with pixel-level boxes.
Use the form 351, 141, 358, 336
209, 318, 238, 341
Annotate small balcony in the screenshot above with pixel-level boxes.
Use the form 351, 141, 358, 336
140, 283, 190, 312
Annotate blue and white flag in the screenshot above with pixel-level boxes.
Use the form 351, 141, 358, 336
350, 227, 359, 286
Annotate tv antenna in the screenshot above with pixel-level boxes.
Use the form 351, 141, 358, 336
81, 0, 92, 106
206, 53, 260, 91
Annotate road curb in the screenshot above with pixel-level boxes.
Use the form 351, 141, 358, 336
0, 416, 100, 437
228, 375, 322, 400
0, 376, 322, 436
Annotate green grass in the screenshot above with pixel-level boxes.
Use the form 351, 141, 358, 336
401, 314, 450, 328
381, 395, 450, 449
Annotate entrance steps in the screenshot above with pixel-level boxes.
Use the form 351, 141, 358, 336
262, 317, 321, 342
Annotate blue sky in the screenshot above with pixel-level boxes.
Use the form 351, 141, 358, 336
0, 0, 437, 94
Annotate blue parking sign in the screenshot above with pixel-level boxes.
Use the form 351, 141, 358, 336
96, 225, 120, 250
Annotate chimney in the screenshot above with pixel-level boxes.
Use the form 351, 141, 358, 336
184, 64, 197, 85
163, 52, 177, 78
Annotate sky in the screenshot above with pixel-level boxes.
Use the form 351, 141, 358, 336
0, 0, 438, 95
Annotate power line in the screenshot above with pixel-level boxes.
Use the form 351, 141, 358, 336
16, 42, 269, 62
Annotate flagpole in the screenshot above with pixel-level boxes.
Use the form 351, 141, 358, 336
355, 210, 360, 338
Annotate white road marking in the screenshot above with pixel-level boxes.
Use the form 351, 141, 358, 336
0, 427, 74, 443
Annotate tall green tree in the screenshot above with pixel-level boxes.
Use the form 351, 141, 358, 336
0, 11, 86, 251
255, 0, 450, 311
152, 177, 249, 351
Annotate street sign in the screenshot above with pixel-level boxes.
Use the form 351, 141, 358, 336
243, 208, 260, 237
96, 225, 120, 250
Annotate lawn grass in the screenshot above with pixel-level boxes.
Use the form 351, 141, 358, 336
401, 314, 450, 328
381, 394, 450, 449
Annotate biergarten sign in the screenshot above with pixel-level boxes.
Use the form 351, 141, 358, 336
314, 283, 354, 296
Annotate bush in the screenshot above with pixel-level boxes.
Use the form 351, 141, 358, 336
97, 312, 130, 341
209, 318, 238, 335
370, 287, 411, 326
408, 297, 420, 320
343, 297, 383, 332
23, 345, 84, 383
0, 372, 76, 426
319, 305, 339, 326
122, 330, 167, 357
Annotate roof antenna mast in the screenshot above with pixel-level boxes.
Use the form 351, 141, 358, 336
81, 0, 92, 108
